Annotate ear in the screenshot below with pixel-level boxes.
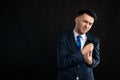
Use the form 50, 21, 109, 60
75, 17, 78, 23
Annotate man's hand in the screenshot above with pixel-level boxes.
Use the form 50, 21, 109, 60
81, 43, 94, 65
81, 43, 94, 55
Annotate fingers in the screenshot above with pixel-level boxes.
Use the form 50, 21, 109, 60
80, 43, 94, 65
81, 43, 94, 55
84, 43, 94, 51
84, 52, 93, 65
87, 43, 94, 51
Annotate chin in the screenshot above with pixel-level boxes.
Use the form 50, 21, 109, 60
81, 31, 86, 34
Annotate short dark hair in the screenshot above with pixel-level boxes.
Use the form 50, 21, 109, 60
77, 9, 97, 20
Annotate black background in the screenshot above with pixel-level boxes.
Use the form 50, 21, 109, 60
0, 0, 119, 80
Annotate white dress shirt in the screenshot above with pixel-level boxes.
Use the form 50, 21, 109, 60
73, 29, 87, 50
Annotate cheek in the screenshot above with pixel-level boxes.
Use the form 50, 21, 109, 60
86, 27, 91, 31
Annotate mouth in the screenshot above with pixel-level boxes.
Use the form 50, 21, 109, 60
82, 28, 86, 31
81, 28, 87, 33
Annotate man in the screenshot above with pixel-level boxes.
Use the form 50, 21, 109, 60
57, 9, 100, 80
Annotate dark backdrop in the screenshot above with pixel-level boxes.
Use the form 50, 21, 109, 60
0, 0, 119, 80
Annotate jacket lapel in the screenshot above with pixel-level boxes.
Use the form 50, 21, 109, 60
84, 33, 92, 47
68, 31, 78, 52
67, 31, 93, 52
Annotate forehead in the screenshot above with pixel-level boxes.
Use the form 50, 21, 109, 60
78, 13, 94, 23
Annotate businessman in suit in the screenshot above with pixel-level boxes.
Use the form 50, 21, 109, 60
57, 9, 100, 80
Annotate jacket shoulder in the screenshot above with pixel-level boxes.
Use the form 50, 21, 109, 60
87, 33, 100, 43
57, 30, 73, 39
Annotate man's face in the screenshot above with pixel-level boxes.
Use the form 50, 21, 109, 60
75, 13, 94, 34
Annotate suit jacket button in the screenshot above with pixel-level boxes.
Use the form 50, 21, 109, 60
76, 77, 79, 80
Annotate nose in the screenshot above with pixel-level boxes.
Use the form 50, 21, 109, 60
85, 23, 90, 28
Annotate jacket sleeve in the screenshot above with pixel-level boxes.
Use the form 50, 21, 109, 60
89, 38, 100, 68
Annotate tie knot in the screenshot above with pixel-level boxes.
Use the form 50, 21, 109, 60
77, 35, 81, 40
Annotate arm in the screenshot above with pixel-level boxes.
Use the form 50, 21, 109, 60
91, 40, 100, 68
82, 39, 100, 68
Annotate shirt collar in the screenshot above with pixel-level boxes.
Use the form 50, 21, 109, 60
73, 29, 87, 40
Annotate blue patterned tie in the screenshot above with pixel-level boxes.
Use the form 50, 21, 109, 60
77, 35, 81, 50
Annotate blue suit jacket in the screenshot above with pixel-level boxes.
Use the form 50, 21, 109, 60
57, 30, 100, 80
